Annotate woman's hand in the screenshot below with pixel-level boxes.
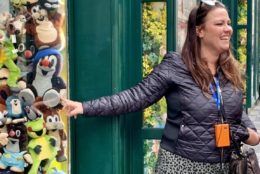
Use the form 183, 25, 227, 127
244, 128, 260, 146
61, 97, 83, 118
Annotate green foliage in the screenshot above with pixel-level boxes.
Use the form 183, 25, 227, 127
142, 3, 166, 173
142, 3, 167, 128
237, 0, 247, 92
238, 0, 247, 25
144, 140, 160, 174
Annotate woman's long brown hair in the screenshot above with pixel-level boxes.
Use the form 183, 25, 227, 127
181, 3, 244, 93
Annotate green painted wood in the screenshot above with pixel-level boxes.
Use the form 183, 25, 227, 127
142, 128, 164, 139
69, 0, 117, 173
67, 0, 76, 173
167, 0, 177, 51
69, 0, 143, 173
246, 0, 252, 107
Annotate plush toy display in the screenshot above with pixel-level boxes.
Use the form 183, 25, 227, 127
0, 29, 21, 89
0, 1, 68, 173
25, 117, 57, 174
0, 123, 32, 172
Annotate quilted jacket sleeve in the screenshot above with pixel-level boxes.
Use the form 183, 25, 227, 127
241, 111, 257, 131
82, 52, 180, 116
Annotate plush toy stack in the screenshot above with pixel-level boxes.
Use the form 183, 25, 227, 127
0, 0, 67, 173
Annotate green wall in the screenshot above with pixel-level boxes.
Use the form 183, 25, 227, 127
68, 0, 142, 173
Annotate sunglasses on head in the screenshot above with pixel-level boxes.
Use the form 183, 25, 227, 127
196, 0, 225, 24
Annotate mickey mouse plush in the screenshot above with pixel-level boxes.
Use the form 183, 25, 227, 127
19, 48, 66, 107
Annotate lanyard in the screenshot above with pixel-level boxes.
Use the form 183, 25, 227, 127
210, 77, 225, 173
210, 77, 222, 111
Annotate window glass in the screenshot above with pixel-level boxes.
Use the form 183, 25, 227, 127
238, 0, 247, 25
142, 2, 167, 128
176, 0, 197, 52
144, 140, 160, 174
0, 0, 69, 173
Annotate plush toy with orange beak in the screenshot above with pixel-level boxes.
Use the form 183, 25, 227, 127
19, 48, 66, 107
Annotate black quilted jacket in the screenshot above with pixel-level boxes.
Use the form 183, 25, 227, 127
82, 52, 256, 163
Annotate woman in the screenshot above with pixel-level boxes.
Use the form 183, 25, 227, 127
62, 1, 259, 173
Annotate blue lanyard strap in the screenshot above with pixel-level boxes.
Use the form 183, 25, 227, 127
210, 77, 222, 110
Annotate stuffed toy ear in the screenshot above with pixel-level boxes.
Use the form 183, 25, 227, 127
43, 89, 61, 108
18, 87, 36, 106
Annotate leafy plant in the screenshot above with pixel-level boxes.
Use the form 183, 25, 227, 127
142, 3, 167, 128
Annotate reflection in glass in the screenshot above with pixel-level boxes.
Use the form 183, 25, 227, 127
142, 2, 167, 128
238, 0, 247, 25
144, 140, 160, 174
177, 0, 197, 52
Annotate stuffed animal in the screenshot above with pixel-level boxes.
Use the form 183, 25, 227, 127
0, 123, 32, 172
0, 104, 8, 131
30, 5, 61, 49
0, 103, 8, 147
0, 85, 10, 134
5, 96, 27, 124
0, 12, 12, 30
19, 48, 66, 107
0, 29, 21, 89
10, 0, 28, 14
39, 104, 67, 162
0, 85, 10, 105
25, 117, 57, 174
0, 68, 27, 91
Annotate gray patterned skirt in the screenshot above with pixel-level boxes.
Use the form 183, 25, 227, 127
155, 148, 229, 174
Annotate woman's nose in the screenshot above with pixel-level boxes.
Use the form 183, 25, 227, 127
224, 24, 233, 33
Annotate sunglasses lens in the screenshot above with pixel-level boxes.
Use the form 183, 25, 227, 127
201, 0, 217, 6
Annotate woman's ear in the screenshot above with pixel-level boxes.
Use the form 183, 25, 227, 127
196, 26, 204, 38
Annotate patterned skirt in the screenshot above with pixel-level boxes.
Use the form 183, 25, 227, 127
155, 148, 229, 174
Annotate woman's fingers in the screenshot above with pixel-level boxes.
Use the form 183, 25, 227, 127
60, 97, 83, 118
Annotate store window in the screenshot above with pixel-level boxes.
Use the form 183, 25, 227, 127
0, 0, 69, 173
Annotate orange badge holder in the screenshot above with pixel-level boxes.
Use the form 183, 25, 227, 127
215, 123, 230, 147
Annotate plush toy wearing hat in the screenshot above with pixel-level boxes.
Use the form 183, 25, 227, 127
19, 48, 66, 107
